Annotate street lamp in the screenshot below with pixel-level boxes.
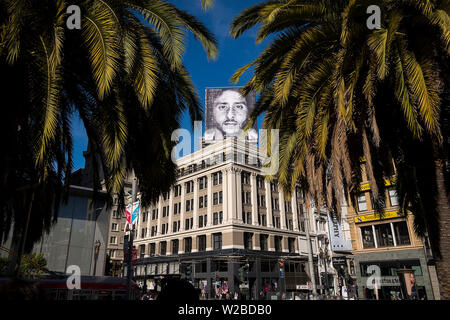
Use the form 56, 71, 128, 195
93, 240, 101, 276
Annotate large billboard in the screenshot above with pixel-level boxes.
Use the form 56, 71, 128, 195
204, 87, 257, 143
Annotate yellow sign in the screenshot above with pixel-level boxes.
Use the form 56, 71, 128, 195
358, 177, 397, 192
354, 210, 404, 223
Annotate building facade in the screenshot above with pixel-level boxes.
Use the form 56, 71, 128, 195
346, 160, 439, 300
128, 138, 326, 299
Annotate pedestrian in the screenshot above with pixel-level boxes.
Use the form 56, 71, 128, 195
259, 290, 265, 300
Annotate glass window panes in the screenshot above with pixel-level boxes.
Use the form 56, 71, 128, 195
374, 223, 394, 247
361, 226, 375, 248
393, 221, 411, 245
213, 233, 222, 250
357, 194, 368, 211
388, 188, 399, 206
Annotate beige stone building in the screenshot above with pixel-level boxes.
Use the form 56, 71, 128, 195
125, 138, 327, 299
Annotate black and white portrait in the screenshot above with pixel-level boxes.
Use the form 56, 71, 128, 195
204, 87, 257, 143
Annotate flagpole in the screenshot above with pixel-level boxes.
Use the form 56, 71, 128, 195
126, 177, 138, 300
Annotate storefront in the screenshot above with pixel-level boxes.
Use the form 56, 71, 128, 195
134, 249, 312, 300
356, 249, 434, 300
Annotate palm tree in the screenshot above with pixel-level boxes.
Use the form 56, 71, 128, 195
0, 0, 217, 273
230, 0, 449, 298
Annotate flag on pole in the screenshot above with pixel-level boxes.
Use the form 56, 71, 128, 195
124, 201, 140, 231
131, 201, 139, 225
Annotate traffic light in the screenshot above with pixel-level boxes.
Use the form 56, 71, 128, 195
320, 272, 326, 285
185, 264, 192, 279
239, 267, 245, 283
239, 261, 249, 283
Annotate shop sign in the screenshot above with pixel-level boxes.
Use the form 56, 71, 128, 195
358, 178, 396, 192
354, 210, 403, 223
332, 257, 346, 266
296, 285, 309, 290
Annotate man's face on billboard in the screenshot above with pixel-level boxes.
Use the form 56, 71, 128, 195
213, 90, 248, 136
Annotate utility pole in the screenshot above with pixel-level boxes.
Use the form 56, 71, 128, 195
304, 194, 318, 298
125, 177, 137, 300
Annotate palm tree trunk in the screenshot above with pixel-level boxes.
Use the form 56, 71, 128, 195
12, 188, 35, 277
435, 160, 450, 299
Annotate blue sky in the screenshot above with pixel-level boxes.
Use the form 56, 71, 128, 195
72, 0, 269, 171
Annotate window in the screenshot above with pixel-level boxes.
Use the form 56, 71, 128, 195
185, 218, 190, 230
219, 191, 223, 204
198, 235, 207, 251
261, 214, 266, 226
388, 187, 399, 206
149, 243, 156, 256
161, 223, 167, 235
213, 172, 222, 185
162, 206, 167, 217
288, 219, 293, 230
375, 223, 394, 247
199, 215, 204, 228
185, 181, 194, 194
213, 233, 222, 250
393, 221, 411, 245
361, 226, 375, 248
184, 238, 192, 253
271, 183, 278, 192
141, 228, 147, 238
244, 232, 253, 250
246, 212, 252, 224
288, 238, 296, 253
274, 216, 281, 229
140, 245, 145, 258
111, 223, 118, 231
274, 236, 282, 252
242, 172, 250, 184
213, 211, 223, 225
357, 193, 368, 211
142, 211, 148, 222
272, 198, 279, 210
260, 234, 268, 251
174, 185, 181, 197
257, 177, 264, 189
172, 240, 179, 255
152, 209, 158, 220
112, 210, 120, 218
199, 196, 204, 208
110, 236, 117, 244
174, 203, 178, 215
160, 242, 167, 255
258, 195, 266, 207
173, 221, 178, 233
186, 199, 193, 212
